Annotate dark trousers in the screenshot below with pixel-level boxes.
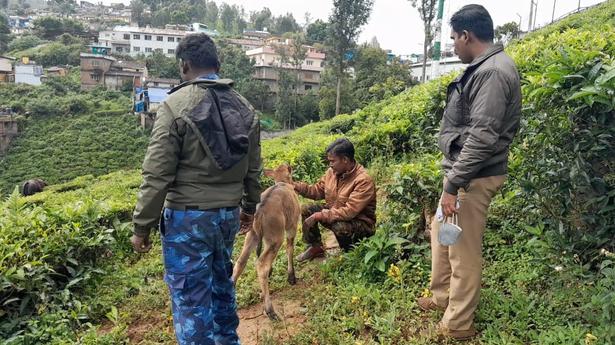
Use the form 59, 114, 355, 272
161, 207, 241, 345
301, 203, 375, 251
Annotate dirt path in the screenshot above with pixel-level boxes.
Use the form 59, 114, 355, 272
235, 231, 339, 345
109, 232, 340, 344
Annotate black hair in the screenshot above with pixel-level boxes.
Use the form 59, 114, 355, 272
450, 4, 494, 42
326, 138, 355, 161
175, 33, 220, 70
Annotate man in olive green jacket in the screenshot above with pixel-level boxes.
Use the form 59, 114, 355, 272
131, 33, 261, 345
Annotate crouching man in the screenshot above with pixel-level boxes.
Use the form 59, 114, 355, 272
293, 138, 377, 261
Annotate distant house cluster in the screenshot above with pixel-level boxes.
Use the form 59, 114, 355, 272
97, 23, 218, 58
0, 56, 67, 86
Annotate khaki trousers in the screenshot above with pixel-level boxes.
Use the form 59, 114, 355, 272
430, 175, 505, 330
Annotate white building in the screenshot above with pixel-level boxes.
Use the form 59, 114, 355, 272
15, 63, 43, 86
410, 57, 467, 82
97, 23, 218, 57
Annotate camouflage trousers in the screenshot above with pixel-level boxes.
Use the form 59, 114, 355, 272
302, 204, 375, 251
160, 207, 241, 345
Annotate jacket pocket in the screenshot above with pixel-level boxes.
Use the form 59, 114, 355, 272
439, 132, 460, 160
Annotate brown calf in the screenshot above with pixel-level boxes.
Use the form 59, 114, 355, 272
232, 164, 301, 320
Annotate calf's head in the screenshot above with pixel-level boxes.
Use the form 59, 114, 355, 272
263, 164, 294, 184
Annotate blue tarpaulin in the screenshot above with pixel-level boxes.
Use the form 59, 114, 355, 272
148, 87, 170, 103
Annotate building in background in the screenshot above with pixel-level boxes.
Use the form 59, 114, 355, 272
80, 47, 147, 90
0, 56, 15, 83
246, 37, 326, 94
15, 57, 43, 86
97, 23, 218, 57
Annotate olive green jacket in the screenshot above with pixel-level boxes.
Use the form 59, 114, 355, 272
132, 79, 262, 236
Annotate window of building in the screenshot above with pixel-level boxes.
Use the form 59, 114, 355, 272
304, 72, 313, 80
90, 74, 101, 81
133, 34, 140, 39
320, 61, 325, 67
157, 36, 163, 41
306, 60, 313, 66
92, 60, 101, 67
144, 35, 152, 40
304, 85, 312, 90
168, 37, 175, 42
145, 47, 153, 53
123, 34, 130, 40
155, 48, 163, 53
176, 37, 181, 42
116, 47, 123, 53
133, 46, 140, 52
168, 49, 175, 54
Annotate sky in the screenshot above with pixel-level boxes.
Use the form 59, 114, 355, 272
101, 0, 607, 55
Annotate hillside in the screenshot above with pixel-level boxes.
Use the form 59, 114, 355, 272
0, 1, 614, 344
0, 72, 149, 194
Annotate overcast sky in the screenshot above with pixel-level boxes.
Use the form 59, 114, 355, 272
105, 0, 606, 55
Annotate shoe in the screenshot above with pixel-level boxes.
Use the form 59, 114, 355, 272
296, 246, 325, 262
417, 297, 446, 312
437, 322, 477, 341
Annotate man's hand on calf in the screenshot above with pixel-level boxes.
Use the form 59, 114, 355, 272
303, 212, 323, 229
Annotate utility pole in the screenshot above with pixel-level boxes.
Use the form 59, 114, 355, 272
516, 13, 522, 31
528, 0, 538, 31
430, 0, 445, 81
551, 0, 557, 23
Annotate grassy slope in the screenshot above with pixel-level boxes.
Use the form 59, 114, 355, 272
1, 1, 615, 343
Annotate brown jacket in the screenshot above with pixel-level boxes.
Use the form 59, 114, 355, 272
294, 164, 376, 225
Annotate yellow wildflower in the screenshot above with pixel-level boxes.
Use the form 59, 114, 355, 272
351, 296, 360, 304
387, 264, 401, 283
585, 333, 598, 345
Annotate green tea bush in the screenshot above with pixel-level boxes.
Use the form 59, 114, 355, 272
0, 170, 141, 341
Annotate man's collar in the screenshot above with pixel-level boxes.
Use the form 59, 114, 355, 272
468, 43, 504, 68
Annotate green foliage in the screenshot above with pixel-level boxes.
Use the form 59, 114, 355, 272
353, 44, 414, 108
0, 11, 9, 53
0, 113, 148, 194
306, 19, 328, 44
31, 16, 86, 40
507, 27, 615, 262
7, 34, 43, 52
0, 170, 142, 341
327, 0, 374, 115
144, 50, 180, 79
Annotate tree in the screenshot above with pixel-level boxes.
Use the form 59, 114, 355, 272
204, 1, 219, 27
1, 0, 8, 9
306, 19, 328, 43
130, 0, 147, 26
352, 44, 413, 107
318, 67, 356, 119
274, 33, 308, 128
218, 3, 239, 33
410, 0, 438, 83
145, 51, 180, 79
51, 0, 77, 17
31, 17, 85, 40
495, 21, 521, 44
0, 12, 9, 53
327, 0, 374, 115
273, 13, 300, 34
250, 7, 273, 31
217, 43, 270, 111
8, 35, 42, 52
